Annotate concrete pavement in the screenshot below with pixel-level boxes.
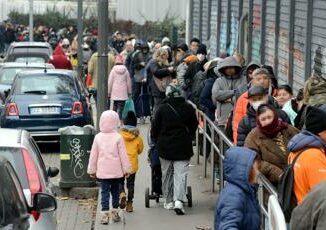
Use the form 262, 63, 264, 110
94, 123, 216, 230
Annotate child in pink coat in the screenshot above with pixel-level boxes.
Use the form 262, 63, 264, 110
87, 110, 131, 225
108, 54, 132, 119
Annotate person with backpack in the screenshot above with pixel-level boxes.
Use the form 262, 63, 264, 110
244, 104, 299, 184
287, 105, 326, 205
151, 83, 198, 215
119, 111, 144, 212
214, 146, 261, 230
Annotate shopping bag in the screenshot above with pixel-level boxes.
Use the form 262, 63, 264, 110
122, 98, 135, 119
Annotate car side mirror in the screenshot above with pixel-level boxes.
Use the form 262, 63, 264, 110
32, 193, 57, 213
47, 167, 59, 178
4, 89, 10, 99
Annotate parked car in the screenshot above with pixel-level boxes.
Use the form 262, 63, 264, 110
0, 156, 57, 230
0, 128, 59, 229
0, 69, 93, 143
0, 62, 55, 103
1, 42, 53, 63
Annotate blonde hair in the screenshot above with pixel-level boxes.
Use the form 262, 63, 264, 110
154, 47, 169, 66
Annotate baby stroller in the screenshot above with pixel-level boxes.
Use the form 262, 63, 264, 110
145, 128, 192, 208
135, 83, 151, 124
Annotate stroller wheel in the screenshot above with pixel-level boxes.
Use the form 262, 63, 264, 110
187, 186, 192, 207
145, 187, 150, 208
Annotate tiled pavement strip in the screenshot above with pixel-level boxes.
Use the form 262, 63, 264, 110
42, 100, 215, 230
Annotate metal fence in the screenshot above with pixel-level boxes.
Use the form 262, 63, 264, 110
189, 101, 281, 228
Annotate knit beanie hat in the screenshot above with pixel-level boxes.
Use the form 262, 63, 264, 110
305, 105, 326, 135
123, 111, 137, 127
165, 83, 182, 98
177, 43, 189, 53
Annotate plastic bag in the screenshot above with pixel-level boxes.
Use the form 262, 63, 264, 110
122, 98, 135, 119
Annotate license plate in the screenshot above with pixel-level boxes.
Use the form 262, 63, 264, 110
30, 107, 61, 115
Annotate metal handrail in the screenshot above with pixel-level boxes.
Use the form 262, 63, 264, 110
188, 100, 278, 227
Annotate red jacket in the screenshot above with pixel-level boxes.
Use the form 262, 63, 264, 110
48, 45, 72, 70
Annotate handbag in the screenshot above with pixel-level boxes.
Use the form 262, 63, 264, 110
153, 75, 172, 92
122, 98, 135, 119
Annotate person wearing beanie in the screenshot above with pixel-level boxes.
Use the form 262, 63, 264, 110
161, 37, 171, 47
287, 105, 326, 204
108, 55, 132, 119
244, 104, 299, 185
119, 111, 144, 212
151, 82, 198, 215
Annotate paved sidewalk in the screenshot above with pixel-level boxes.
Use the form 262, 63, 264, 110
94, 123, 216, 230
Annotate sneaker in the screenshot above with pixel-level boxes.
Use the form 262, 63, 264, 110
163, 202, 174, 210
100, 211, 110, 225
111, 209, 121, 222
119, 192, 127, 209
126, 201, 133, 212
174, 200, 185, 215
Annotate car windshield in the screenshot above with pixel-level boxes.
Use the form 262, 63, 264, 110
15, 57, 46, 63
15, 74, 76, 95
0, 68, 23, 85
13, 47, 50, 55
0, 147, 28, 189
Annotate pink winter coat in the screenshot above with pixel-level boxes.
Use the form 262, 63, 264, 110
87, 110, 131, 179
108, 65, 132, 101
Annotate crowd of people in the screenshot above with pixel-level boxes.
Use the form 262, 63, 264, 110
2, 20, 326, 229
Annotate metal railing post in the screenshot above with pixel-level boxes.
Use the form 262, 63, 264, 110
219, 134, 224, 191
196, 112, 200, 165
211, 127, 215, 192
203, 116, 207, 178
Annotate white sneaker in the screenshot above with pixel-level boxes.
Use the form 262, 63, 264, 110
163, 202, 174, 210
174, 200, 185, 215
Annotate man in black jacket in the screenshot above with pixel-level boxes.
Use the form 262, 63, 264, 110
151, 83, 198, 215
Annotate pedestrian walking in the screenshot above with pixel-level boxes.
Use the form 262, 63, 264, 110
87, 110, 131, 225
151, 83, 198, 215
214, 147, 261, 230
119, 111, 144, 212
108, 54, 132, 119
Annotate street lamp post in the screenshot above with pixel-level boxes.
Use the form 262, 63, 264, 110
29, 0, 33, 41
77, 0, 84, 81
96, 0, 109, 131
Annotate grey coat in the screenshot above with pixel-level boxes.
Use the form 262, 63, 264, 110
212, 57, 247, 126
290, 180, 326, 230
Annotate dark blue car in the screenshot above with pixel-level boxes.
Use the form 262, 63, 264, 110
0, 69, 93, 143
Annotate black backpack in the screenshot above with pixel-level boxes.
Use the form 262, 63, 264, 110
277, 150, 304, 222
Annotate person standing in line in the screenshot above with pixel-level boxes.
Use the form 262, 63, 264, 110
151, 83, 198, 215
108, 54, 132, 120
214, 147, 261, 230
87, 110, 131, 225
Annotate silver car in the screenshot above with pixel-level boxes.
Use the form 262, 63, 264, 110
0, 128, 58, 229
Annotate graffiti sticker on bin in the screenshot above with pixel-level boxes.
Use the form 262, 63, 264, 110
60, 154, 71, 160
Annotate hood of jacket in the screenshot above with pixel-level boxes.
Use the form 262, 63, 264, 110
288, 130, 326, 152
99, 110, 120, 133
215, 56, 242, 78
53, 45, 65, 56
112, 64, 128, 75
246, 62, 260, 73
120, 126, 140, 141
224, 147, 257, 193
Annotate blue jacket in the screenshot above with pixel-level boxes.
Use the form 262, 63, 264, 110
215, 147, 261, 230
287, 130, 326, 152
199, 78, 216, 121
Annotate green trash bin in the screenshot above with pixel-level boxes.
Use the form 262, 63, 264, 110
59, 134, 96, 188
